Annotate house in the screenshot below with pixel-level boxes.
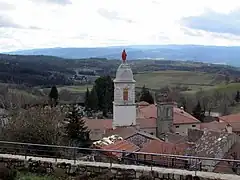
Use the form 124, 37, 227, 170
137, 139, 189, 168
218, 113, 240, 135
186, 130, 237, 172
200, 121, 232, 133
137, 102, 201, 136
92, 134, 140, 162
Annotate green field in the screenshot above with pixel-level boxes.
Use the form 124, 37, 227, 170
58, 84, 93, 93
49, 70, 240, 97
55, 70, 222, 94
134, 70, 216, 90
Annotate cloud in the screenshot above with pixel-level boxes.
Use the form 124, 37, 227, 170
0, 15, 21, 28
0, 2, 15, 10
97, 8, 135, 23
30, 0, 72, 5
2, 0, 240, 52
181, 9, 240, 36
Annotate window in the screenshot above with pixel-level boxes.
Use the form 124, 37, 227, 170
175, 126, 179, 128
192, 125, 196, 128
123, 88, 128, 101
166, 108, 172, 117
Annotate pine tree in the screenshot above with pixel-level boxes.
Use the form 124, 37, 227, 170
49, 86, 58, 107
65, 105, 91, 147
84, 88, 90, 111
139, 85, 154, 104
89, 87, 98, 111
235, 91, 240, 102
192, 101, 205, 122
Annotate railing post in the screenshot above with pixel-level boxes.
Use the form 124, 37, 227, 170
24, 145, 29, 160
194, 158, 198, 177
73, 148, 76, 165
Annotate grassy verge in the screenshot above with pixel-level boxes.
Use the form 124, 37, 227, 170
17, 172, 56, 180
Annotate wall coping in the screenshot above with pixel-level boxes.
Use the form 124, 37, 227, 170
0, 153, 239, 180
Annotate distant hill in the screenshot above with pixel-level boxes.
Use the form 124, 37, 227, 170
5, 45, 240, 66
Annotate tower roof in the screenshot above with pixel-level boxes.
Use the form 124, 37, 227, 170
114, 50, 135, 83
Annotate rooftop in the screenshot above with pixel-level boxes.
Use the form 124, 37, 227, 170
186, 130, 236, 158
138, 103, 200, 125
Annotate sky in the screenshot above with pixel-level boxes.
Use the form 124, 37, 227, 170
1, 0, 240, 52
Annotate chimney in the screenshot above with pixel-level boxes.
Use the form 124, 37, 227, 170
164, 134, 168, 142
226, 124, 232, 133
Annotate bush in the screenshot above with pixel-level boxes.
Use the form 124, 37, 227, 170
0, 164, 17, 180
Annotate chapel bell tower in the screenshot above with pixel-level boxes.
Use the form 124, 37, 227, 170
113, 50, 136, 128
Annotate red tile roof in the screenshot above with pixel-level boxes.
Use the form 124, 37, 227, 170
139, 140, 187, 155
219, 113, 240, 132
84, 103, 200, 132
137, 104, 200, 125
137, 117, 156, 129
137, 101, 150, 107
105, 126, 137, 139
95, 140, 140, 158
137, 140, 189, 168
200, 121, 228, 132
219, 113, 240, 123
83, 118, 112, 130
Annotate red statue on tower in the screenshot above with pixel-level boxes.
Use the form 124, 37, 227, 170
122, 49, 127, 63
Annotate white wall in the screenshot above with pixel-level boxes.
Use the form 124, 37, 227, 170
173, 123, 200, 136
113, 105, 136, 128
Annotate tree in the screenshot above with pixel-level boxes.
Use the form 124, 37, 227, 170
192, 101, 205, 122
1, 107, 64, 145
235, 91, 240, 102
89, 87, 98, 111
49, 86, 59, 107
94, 76, 114, 115
84, 88, 90, 111
65, 105, 91, 147
84, 87, 98, 114
139, 85, 154, 104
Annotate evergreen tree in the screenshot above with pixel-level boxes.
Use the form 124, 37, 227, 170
235, 90, 240, 102
84, 88, 90, 110
89, 87, 98, 111
192, 101, 205, 122
139, 85, 154, 104
94, 76, 114, 115
65, 105, 91, 147
49, 86, 58, 107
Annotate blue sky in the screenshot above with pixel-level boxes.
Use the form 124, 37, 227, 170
1, 0, 240, 51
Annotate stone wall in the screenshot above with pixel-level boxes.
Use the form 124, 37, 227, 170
0, 157, 231, 180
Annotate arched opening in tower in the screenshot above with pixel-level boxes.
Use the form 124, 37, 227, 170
123, 88, 128, 101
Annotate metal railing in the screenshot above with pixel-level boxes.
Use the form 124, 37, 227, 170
0, 140, 240, 175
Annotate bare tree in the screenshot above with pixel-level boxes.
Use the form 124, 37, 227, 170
1, 106, 65, 145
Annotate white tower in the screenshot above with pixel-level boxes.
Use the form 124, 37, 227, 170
113, 50, 136, 128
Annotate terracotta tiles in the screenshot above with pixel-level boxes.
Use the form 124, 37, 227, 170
214, 143, 240, 174
83, 118, 112, 130
137, 103, 200, 126
219, 113, 240, 123
200, 121, 228, 132
105, 126, 137, 139
95, 139, 140, 158
139, 140, 187, 155
186, 130, 236, 158
219, 113, 240, 132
